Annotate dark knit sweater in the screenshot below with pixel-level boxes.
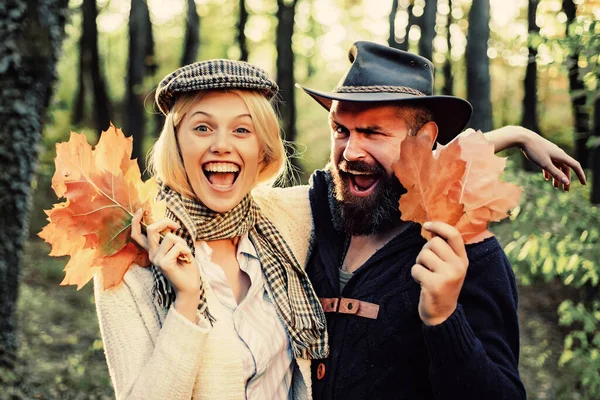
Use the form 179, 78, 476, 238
306, 170, 526, 400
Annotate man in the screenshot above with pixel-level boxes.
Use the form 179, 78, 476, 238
294, 41, 534, 399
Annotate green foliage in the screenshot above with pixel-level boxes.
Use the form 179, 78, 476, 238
558, 300, 600, 399
498, 161, 600, 397
502, 163, 600, 287
10, 240, 113, 399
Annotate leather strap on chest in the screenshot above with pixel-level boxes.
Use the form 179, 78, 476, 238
319, 297, 380, 320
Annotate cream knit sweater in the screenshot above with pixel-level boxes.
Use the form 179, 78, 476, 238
94, 185, 315, 400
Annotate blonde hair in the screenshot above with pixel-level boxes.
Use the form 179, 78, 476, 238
147, 89, 286, 199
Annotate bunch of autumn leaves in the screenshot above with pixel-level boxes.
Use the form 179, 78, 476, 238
40, 126, 521, 290
39, 126, 165, 290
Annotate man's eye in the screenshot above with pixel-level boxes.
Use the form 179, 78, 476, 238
334, 125, 348, 135
194, 125, 209, 132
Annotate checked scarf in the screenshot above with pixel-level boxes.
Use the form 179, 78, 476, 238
151, 182, 328, 360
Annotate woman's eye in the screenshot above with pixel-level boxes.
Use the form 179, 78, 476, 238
235, 127, 250, 134
194, 125, 209, 132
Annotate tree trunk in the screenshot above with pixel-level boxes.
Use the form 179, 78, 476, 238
0, 0, 68, 371
237, 0, 249, 62
126, 0, 154, 173
563, 0, 589, 168
276, 0, 300, 183
522, 0, 541, 171
418, 0, 437, 61
73, 0, 111, 135
181, 0, 200, 66
388, 0, 401, 49
442, 0, 453, 95
592, 92, 600, 204
466, 0, 492, 132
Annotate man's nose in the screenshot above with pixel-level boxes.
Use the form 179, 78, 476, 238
342, 133, 367, 161
210, 130, 232, 154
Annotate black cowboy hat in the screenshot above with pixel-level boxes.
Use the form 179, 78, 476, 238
297, 41, 472, 145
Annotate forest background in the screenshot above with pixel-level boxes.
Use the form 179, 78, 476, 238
0, 0, 599, 399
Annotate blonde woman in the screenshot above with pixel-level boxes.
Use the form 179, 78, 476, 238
94, 60, 326, 399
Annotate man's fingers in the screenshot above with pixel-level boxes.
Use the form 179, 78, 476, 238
423, 236, 455, 262
416, 248, 441, 272
411, 264, 433, 285
422, 222, 467, 259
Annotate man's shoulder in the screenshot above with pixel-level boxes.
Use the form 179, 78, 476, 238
465, 236, 505, 263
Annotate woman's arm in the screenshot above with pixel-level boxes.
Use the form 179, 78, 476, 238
94, 271, 210, 399
482, 126, 587, 191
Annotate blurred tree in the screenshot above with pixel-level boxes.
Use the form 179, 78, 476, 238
305, 0, 317, 78
276, 0, 300, 181
563, 0, 589, 168
418, 0, 437, 62
237, 0, 249, 62
392, 0, 417, 52
388, 0, 401, 49
466, 0, 492, 132
181, 0, 200, 66
126, 0, 156, 173
593, 92, 600, 204
442, 0, 453, 96
522, 0, 541, 171
72, 0, 111, 135
0, 0, 68, 371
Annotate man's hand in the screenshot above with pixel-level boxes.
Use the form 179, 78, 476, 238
411, 221, 469, 326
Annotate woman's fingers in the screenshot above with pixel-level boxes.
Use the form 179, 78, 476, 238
557, 153, 586, 185
146, 219, 181, 255
130, 209, 148, 250
162, 242, 193, 270
561, 164, 571, 192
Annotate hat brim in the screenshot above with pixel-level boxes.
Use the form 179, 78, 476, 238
296, 84, 473, 145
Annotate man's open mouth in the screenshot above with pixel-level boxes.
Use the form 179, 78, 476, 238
343, 170, 380, 194
202, 162, 240, 188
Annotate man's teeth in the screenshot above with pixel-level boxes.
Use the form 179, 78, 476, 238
344, 170, 371, 175
203, 162, 240, 173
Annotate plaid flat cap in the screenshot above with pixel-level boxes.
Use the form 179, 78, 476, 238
155, 59, 279, 115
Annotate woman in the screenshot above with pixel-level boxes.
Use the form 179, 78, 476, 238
94, 60, 326, 399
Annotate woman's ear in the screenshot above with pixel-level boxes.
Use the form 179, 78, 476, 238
415, 121, 439, 147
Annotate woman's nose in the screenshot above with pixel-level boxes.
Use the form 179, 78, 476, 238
210, 130, 232, 154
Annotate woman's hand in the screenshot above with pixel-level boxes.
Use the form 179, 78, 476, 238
519, 131, 587, 191
131, 209, 201, 322
481, 126, 587, 191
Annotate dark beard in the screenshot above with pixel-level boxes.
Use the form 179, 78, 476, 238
327, 160, 407, 236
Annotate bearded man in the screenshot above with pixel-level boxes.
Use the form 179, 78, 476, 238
290, 41, 583, 399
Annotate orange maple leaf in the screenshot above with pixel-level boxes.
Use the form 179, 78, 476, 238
448, 130, 522, 243
39, 125, 165, 290
393, 130, 522, 244
393, 130, 466, 241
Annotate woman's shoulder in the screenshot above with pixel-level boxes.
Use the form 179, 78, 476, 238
252, 184, 313, 266
93, 265, 157, 310
252, 184, 310, 208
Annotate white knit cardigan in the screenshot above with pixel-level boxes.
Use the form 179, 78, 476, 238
94, 185, 315, 400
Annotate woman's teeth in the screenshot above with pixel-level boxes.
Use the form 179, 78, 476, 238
203, 162, 240, 187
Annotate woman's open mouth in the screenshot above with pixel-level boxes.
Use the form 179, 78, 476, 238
202, 162, 240, 190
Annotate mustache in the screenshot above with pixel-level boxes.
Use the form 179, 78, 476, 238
337, 159, 385, 175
